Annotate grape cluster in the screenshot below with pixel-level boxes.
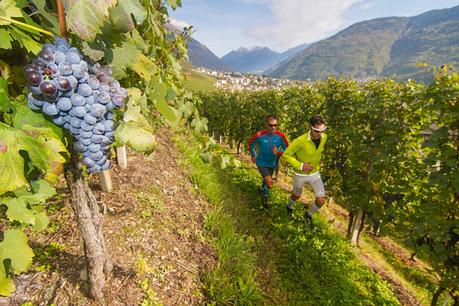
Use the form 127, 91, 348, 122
25, 38, 127, 173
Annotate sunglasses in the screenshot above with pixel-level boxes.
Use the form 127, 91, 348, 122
311, 126, 327, 132
267, 123, 277, 127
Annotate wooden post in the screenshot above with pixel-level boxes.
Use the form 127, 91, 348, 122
97, 170, 112, 193
116, 145, 127, 169
350, 208, 364, 245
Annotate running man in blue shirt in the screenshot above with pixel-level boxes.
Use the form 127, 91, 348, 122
248, 115, 289, 208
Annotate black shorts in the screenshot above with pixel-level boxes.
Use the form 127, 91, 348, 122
257, 166, 275, 178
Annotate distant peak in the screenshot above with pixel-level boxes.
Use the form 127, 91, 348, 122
236, 46, 266, 52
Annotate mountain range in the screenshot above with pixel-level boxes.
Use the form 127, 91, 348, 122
186, 5, 459, 81
187, 41, 309, 74
269, 5, 459, 81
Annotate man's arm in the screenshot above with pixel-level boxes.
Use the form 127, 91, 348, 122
281, 138, 302, 171
274, 131, 289, 156
248, 132, 260, 163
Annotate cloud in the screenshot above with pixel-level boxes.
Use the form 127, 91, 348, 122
166, 17, 191, 31
245, 0, 364, 49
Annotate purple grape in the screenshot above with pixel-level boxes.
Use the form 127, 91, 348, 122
91, 134, 104, 144
27, 71, 42, 86
84, 113, 97, 125
70, 93, 85, 106
83, 157, 96, 167
97, 92, 110, 104
87, 164, 101, 173
90, 104, 106, 117
92, 123, 105, 135
80, 131, 93, 139
42, 102, 59, 116
88, 77, 100, 90
88, 143, 101, 153
65, 52, 80, 64
100, 160, 110, 170
40, 81, 57, 96
81, 138, 92, 145
24, 64, 37, 74
77, 84, 92, 97
56, 97, 72, 111
90, 151, 104, 161
73, 106, 87, 118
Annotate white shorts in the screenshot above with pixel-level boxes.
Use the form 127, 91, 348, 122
292, 172, 326, 198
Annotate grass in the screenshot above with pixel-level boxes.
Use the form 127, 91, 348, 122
182, 64, 217, 93
174, 130, 400, 305
174, 134, 263, 305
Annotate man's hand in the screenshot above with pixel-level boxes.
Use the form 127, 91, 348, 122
272, 146, 279, 155
302, 162, 313, 172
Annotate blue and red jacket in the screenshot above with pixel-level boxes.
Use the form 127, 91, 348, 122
248, 130, 289, 168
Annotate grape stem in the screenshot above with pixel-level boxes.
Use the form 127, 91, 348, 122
0, 16, 54, 37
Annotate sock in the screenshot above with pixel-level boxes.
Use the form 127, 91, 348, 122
307, 203, 320, 217
261, 182, 269, 198
287, 197, 295, 209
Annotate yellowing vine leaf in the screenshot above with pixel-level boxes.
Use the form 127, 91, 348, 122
110, 0, 146, 33
66, 0, 117, 41
115, 105, 157, 152
0, 123, 66, 195
0, 29, 12, 49
1, 180, 54, 228
115, 121, 157, 153
0, 0, 22, 26
0, 229, 34, 274
0, 261, 14, 296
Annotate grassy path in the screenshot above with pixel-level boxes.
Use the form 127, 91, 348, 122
175, 131, 400, 305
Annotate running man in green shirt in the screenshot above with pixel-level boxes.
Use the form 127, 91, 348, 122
282, 115, 328, 225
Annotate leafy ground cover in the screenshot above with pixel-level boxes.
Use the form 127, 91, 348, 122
175, 130, 401, 305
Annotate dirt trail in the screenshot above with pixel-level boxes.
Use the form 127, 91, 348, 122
1, 128, 215, 306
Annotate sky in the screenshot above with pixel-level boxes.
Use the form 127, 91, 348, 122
169, 0, 459, 57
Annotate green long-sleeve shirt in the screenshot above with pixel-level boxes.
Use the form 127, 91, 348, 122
282, 131, 327, 174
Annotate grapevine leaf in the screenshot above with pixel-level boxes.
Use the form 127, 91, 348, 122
8, 27, 42, 54
199, 152, 213, 163
0, 0, 23, 25
110, 0, 146, 33
132, 54, 157, 81
115, 121, 157, 153
30, 0, 59, 33
82, 40, 106, 61
0, 123, 66, 195
3, 197, 36, 224
155, 100, 179, 124
0, 229, 34, 273
19, 125, 66, 182
149, 81, 168, 103
123, 105, 142, 122
13, 105, 64, 139
0, 29, 12, 49
32, 212, 49, 231
14, 179, 56, 204
0, 78, 8, 107
220, 155, 230, 169
0, 262, 15, 296
166, 88, 176, 100
66, 0, 117, 41
112, 42, 139, 67
232, 158, 241, 168
0, 124, 27, 194
178, 101, 194, 119
191, 117, 208, 134
166, 0, 182, 10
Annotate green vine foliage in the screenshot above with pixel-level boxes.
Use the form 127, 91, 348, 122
198, 71, 458, 301
0, 0, 200, 296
